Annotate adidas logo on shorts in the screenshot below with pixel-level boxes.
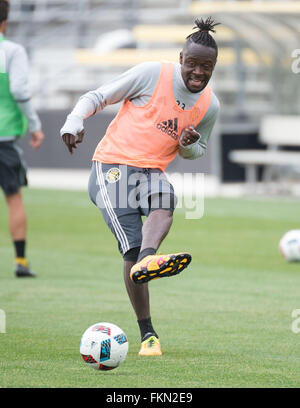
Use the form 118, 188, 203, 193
156, 118, 179, 140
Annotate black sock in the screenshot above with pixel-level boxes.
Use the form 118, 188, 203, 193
137, 247, 156, 263
138, 317, 158, 341
14, 240, 26, 258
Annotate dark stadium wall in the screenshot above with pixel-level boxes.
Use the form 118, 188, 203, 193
18, 110, 213, 174
19, 110, 263, 181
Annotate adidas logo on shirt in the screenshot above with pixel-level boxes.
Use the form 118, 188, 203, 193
156, 118, 179, 140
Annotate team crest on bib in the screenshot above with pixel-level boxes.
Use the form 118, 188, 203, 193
106, 168, 121, 183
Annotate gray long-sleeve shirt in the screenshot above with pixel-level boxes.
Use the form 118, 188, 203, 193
0, 33, 41, 141
61, 61, 220, 159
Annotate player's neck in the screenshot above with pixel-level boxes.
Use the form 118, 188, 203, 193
0, 21, 7, 35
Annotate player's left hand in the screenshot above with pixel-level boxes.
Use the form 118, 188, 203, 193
30, 129, 45, 149
180, 126, 200, 147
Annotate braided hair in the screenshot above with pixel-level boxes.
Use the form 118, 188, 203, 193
186, 17, 220, 56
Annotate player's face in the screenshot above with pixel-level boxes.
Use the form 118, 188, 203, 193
180, 43, 217, 93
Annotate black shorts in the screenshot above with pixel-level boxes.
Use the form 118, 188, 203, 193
0, 141, 28, 196
88, 161, 177, 256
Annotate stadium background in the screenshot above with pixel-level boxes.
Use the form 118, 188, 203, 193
6, 0, 300, 192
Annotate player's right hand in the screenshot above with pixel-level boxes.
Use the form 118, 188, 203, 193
62, 129, 84, 155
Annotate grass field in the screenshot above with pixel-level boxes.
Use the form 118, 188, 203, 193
0, 188, 300, 388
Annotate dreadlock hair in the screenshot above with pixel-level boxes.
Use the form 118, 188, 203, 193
186, 17, 220, 56
0, 0, 9, 24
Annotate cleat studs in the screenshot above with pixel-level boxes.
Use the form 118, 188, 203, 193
131, 253, 191, 284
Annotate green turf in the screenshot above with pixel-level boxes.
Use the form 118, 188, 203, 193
1, 189, 300, 388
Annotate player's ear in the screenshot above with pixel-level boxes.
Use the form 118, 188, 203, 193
212, 52, 218, 68
212, 58, 217, 71
179, 51, 183, 65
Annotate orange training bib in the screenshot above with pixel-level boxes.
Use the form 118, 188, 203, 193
92, 62, 212, 171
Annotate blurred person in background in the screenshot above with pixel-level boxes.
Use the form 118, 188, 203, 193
61, 17, 220, 356
0, 0, 45, 277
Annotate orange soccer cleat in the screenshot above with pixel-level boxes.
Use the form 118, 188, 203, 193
130, 252, 191, 284
138, 336, 162, 356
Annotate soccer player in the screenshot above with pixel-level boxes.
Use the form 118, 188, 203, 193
61, 17, 220, 355
0, 0, 45, 277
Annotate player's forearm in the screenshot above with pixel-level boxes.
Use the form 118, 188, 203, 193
17, 100, 41, 133
60, 96, 95, 136
73, 93, 105, 118
179, 140, 206, 159
179, 109, 217, 160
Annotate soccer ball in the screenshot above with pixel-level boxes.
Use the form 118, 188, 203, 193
279, 230, 300, 262
80, 322, 128, 370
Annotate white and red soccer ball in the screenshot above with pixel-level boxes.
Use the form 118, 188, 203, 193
80, 322, 128, 370
279, 230, 300, 262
